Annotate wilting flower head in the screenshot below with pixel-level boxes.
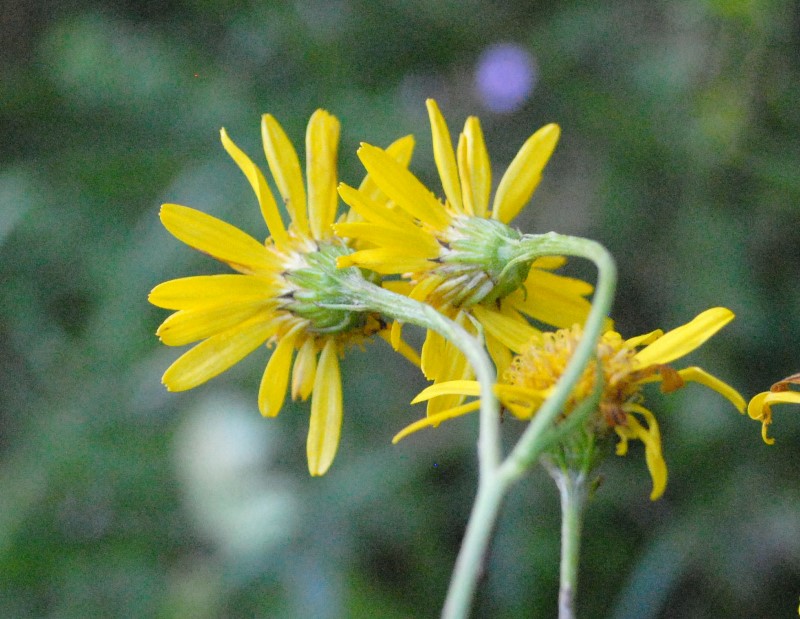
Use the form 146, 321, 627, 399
150, 110, 395, 476
748, 373, 800, 444
398, 308, 746, 500
334, 99, 596, 413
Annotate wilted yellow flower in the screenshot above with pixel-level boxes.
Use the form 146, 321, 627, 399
747, 373, 800, 444
334, 99, 596, 414
150, 110, 412, 476
397, 307, 745, 500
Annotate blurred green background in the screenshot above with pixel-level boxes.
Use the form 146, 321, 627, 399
2, 0, 799, 617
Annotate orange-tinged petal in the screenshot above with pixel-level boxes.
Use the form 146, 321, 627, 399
149, 275, 278, 310
626, 404, 667, 501
392, 400, 481, 443
160, 204, 277, 274
261, 114, 309, 235
163, 318, 275, 392
357, 143, 451, 230
258, 327, 301, 417
291, 337, 317, 401
492, 124, 560, 223
220, 128, 288, 246
307, 339, 342, 476
426, 99, 463, 212
634, 307, 734, 368
306, 109, 340, 239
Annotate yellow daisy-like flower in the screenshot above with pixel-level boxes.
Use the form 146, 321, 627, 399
747, 373, 800, 444
397, 307, 746, 500
334, 99, 596, 414
150, 110, 413, 476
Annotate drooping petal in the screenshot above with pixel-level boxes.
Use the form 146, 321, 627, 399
156, 302, 274, 346
307, 339, 343, 476
220, 128, 288, 246
463, 116, 491, 218
634, 307, 734, 368
162, 318, 275, 391
426, 99, 463, 212
747, 390, 800, 445
492, 124, 560, 223
261, 114, 309, 235
392, 400, 481, 443
378, 329, 421, 367
291, 337, 317, 401
160, 204, 278, 274
357, 143, 451, 230
306, 109, 340, 239
149, 274, 278, 310
624, 404, 667, 501
258, 326, 301, 417
674, 366, 745, 412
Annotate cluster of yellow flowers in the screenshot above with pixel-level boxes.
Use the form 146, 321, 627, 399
150, 100, 794, 496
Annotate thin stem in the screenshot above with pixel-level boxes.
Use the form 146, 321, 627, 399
499, 234, 616, 485
546, 465, 588, 619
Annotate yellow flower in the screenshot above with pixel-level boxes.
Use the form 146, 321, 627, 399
396, 307, 746, 500
150, 110, 412, 476
747, 373, 800, 444
334, 99, 596, 414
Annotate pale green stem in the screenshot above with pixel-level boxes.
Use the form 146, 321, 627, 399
341, 233, 615, 619
546, 465, 588, 619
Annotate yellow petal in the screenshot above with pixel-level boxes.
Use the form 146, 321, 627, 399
410, 380, 482, 404
634, 307, 734, 368
220, 128, 288, 246
749, 390, 800, 445
675, 366, 745, 412
492, 123, 560, 223
307, 339, 342, 476
333, 222, 440, 257
258, 327, 301, 417
531, 255, 567, 270
336, 248, 436, 274
306, 109, 340, 239
420, 328, 445, 380
463, 116, 491, 218
162, 318, 275, 391
149, 275, 278, 310
625, 404, 667, 501
625, 330, 664, 349
357, 134, 415, 204
472, 305, 539, 353
747, 391, 770, 421
156, 302, 274, 346
392, 400, 481, 443
525, 267, 594, 298
338, 183, 415, 230
426, 99, 463, 212
378, 328, 421, 367
513, 279, 594, 330
485, 331, 513, 376
160, 204, 277, 274
456, 134, 474, 216
357, 143, 451, 230
261, 114, 309, 235
291, 337, 317, 401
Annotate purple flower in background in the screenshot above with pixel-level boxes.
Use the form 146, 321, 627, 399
475, 43, 537, 114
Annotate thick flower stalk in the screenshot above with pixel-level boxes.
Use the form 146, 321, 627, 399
149, 110, 416, 476
333, 99, 597, 414
748, 373, 800, 444
400, 307, 746, 499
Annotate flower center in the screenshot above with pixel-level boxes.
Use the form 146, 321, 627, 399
503, 325, 642, 427
280, 239, 383, 335
433, 215, 530, 307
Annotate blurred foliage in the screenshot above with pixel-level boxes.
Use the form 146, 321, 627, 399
1, 0, 799, 617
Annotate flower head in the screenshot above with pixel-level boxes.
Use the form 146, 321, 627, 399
334, 99, 596, 413
397, 308, 746, 500
150, 110, 402, 476
747, 373, 800, 444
